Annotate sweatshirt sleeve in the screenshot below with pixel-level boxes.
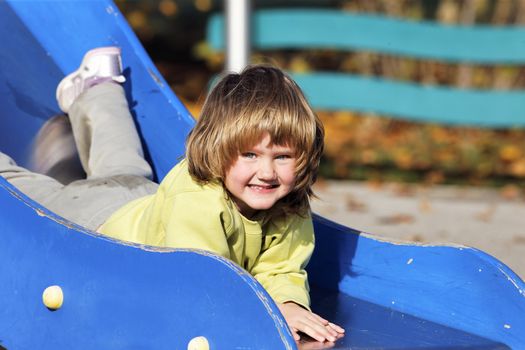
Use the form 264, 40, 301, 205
163, 190, 233, 259
249, 214, 315, 310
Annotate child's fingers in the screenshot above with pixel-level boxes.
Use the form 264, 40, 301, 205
324, 325, 340, 338
300, 326, 329, 342
307, 312, 344, 336
298, 319, 337, 342
328, 322, 345, 334
306, 315, 338, 338
302, 312, 344, 339
309, 312, 329, 325
291, 328, 301, 341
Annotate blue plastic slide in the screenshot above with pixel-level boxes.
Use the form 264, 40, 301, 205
0, 2, 523, 349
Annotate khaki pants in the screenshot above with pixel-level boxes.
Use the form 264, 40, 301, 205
0, 83, 158, 230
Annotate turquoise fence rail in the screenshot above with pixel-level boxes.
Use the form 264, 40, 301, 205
207, 9, 525, 128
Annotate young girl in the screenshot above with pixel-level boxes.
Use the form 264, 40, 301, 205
1, 47, 344, 343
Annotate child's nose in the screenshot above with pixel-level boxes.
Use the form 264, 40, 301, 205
257, 161, 276, 180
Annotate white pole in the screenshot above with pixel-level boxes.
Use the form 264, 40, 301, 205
225, 0, 251, 73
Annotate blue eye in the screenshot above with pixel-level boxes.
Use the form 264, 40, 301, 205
242, 152, 256, 159
276, 154, 292, 160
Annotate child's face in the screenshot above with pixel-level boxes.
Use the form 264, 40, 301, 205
224, 133, 296, 218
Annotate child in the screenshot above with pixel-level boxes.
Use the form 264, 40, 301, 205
1, 47, 344, 343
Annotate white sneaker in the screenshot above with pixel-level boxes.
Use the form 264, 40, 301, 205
56, 47, 126, 113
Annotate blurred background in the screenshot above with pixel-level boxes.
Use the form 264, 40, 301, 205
115, 0, 525, 276
116, 0, 525, 188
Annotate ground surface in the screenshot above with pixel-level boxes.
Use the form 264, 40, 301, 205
311, 180, 525, 279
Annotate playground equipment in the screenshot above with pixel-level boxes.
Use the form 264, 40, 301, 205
208, 9, 525, 127
1, 2, 524, 349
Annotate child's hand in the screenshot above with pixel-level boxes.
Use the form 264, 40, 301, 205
277, 302, 345, 342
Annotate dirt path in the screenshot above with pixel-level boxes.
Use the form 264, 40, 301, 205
311, 180, 525, 279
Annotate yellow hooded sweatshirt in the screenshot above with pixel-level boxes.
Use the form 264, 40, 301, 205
99, 159, 314, 309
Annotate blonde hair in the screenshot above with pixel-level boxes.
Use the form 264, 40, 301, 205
186, 65, 324, 218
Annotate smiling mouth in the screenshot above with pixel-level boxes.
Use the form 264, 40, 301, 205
248, 184, 279, 191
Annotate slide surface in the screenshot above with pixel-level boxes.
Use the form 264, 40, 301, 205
0, 1, 523, 349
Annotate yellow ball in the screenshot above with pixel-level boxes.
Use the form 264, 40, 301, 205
187, 336, 210, 350
42, 285, 63, 310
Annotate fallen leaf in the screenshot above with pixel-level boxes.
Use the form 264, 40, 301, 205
344, 195, 368, 212
500, 184, 522, 200
419, 198, 432, 213
377, 213, 415, 225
